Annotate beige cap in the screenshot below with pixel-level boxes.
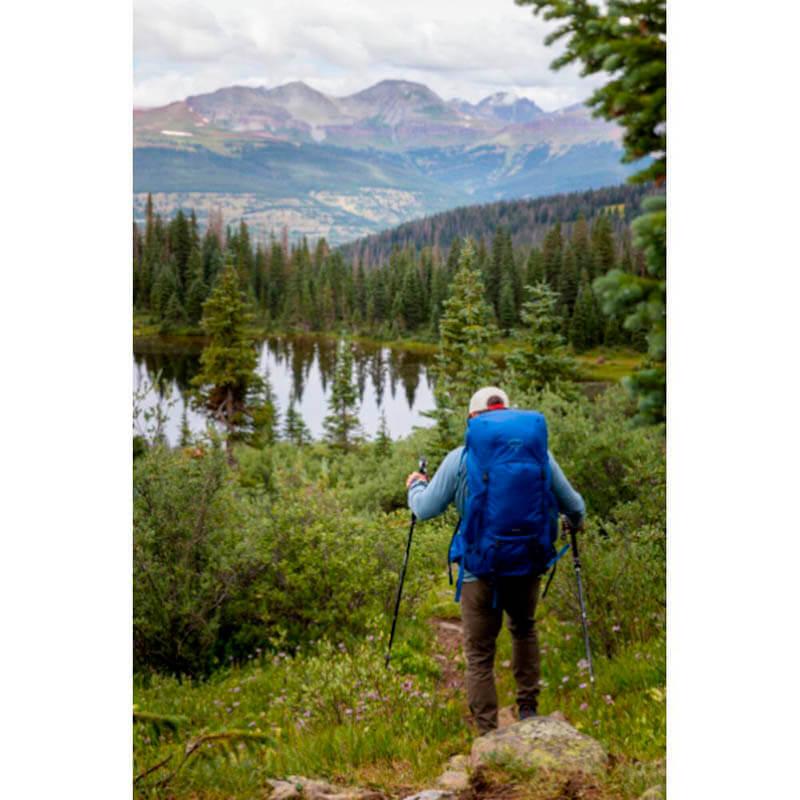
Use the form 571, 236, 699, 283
468, 386, 510, 416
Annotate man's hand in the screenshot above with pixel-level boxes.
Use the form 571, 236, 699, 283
406, 471, 428, 489
562, 516, 585, 533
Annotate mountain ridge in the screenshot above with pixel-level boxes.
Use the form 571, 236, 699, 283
133, 79, 637, 244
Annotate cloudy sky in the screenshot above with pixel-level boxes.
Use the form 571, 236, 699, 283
134, 0, 605, 112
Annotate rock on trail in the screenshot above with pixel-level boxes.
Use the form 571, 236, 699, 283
470, 714, 608, 776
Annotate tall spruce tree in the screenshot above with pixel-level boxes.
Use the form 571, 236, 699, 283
431, 240, 497, 457
186, 249, 208, 325
191, 263, 264, 462
498, 278, 516, 335
591, 213, 616, 277
507, 282, 578, 399
542, 223, 563, 287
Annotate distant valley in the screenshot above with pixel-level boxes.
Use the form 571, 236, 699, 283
133, 79, 638, 244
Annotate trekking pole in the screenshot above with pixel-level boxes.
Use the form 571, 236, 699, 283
385, 456, 427, 668
566, 518, 595, 685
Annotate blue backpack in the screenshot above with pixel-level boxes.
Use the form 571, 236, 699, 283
450, 408, 560, 598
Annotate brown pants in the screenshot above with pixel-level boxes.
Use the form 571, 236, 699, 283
460, 575, 541, 735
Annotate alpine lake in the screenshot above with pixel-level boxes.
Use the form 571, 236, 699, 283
133, 334, 439, 446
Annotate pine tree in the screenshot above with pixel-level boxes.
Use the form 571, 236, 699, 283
185, 249, 208, 325
431, 240, 498, 455
162, 290, 187, 331
354, 261, 368, 323
429, 263, 450, 332
284, 397, 312, 446
572, 214, 594, 280
236, 220, 254, 292
558, 243, 579, 316
526, 248, 545, 286
191, 263, 263, 462
591, 213, 616, 277
374, 411, 392, 458
267, 241, 286, 321
169, 209, 192, 300
445, 238, 462, 278
323, 338, 362, 450
400, 261, 425, 330
498, 278, 516, 334
570, 278, 596, 353
506, 282, 578, 399
487, 229, 506, 315
542, 223, 563, 287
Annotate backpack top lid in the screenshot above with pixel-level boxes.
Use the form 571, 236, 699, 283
465, 407, 549, 468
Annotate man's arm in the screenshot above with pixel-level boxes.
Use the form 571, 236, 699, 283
548, 452, 586, 529
407, 446, 462, 520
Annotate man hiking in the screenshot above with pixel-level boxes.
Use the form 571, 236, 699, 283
405, 386, 585, 735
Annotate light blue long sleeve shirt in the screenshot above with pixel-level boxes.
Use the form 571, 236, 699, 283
407, 445, 585, 581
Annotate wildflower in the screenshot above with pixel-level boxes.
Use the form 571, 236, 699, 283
612, 624, 621, 633
303, 710, 311, 718
345, 708, 353, 716
232, 701, 240, 708
248, 721, 256, 728
561, 676, 569, 684
366, 635, 374, 642
577, 658, 590, 673
579, 682, 587, 689
565, 634, 572, 641
603, 694, 614, 705
231, 686, 241, 693
580, 702, 589, 711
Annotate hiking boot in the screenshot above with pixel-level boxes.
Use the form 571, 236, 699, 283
518, 705, 537, 721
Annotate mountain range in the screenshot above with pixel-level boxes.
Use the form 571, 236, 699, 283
134, 79, 638, 244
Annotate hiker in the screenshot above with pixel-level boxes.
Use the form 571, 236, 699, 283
405, 386, 585, 735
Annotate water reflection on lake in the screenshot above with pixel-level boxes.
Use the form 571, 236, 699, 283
132, 335, 437, 445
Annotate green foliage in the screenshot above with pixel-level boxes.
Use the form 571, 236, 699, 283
595, 195, 666, 423
430, 240, 499, 456
133, 374, 665, 796
518, 0, 667, 423
283, 397, 312, 446
374, 411, 393, 459
133, 442, 259, 676
191, 264, 266, 458
323, 338, 363, 450
505, 282, 578, 399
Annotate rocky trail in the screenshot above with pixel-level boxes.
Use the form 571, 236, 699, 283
265, 620, 663, 800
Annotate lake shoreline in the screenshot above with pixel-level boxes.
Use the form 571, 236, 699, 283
134, 323, 643, 384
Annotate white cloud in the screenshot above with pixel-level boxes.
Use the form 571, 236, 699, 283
134, 0, 606, 111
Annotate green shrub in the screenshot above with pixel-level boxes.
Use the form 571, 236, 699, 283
133, 443, 261, 676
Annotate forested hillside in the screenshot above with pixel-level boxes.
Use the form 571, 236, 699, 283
133, 183, 649, 354
339, 183, 651, 265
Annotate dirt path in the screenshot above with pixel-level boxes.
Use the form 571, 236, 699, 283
428, 617, 516, 729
